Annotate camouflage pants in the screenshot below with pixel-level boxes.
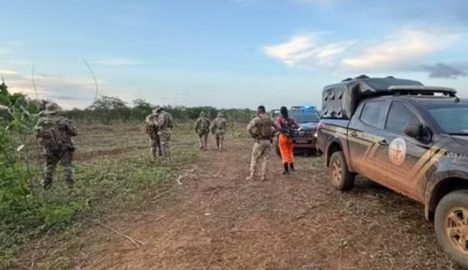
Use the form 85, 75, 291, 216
44, 149, 75, 189
158, 130, 171, 157
215, 132, 225, 151
149, 135, 162, 160
198, 132, 209, 150
249, 140, 272, 180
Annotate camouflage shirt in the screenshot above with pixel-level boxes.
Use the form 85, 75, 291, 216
156, 111, 173, 132
195, 116, 211, 135
212, 117, 228, 135
247, 113, 280, 140
145, 113, 159, 138
36, 115, 77, 151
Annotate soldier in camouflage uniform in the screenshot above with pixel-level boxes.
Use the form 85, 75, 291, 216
154, 106, 173, 157
246, 105, 281, 181
36, 103, 77, 189
211, 112, 228, 152
195, 112, 211, 151
145, 109, 162, 160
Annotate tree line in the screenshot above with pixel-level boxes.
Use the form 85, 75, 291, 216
64, 96, 255, 125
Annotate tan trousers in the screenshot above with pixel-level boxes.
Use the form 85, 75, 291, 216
249, 140, 272, 180
198, 132, 209, 150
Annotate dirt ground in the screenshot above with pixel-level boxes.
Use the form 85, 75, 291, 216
22, 133, 463, 270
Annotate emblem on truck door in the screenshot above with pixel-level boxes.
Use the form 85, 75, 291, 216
389, 138, 406, 166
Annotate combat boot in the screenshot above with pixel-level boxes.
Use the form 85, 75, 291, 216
282, 163, 289, 174
289, 163, 295, 172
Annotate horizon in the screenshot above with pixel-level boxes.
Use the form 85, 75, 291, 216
1, 0, 468, 109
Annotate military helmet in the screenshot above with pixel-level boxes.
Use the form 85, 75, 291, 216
153, 106, 163, 114
217, 112, 224, 118
44, 103, 60, 115
200, 111, 206, 117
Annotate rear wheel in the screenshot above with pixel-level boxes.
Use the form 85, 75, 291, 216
434, 190, 468, 269
329, 151, 354, 191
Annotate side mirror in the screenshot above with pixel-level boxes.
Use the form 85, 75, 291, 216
404, 123, 432, 143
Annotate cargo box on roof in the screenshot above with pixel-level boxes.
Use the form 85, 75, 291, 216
321, 75, 424, 119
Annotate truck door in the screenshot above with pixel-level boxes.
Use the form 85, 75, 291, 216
378, 101, 433, 201
347, 100, 390, 177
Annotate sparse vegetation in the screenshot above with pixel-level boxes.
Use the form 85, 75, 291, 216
0, 122, 198, 269
0, 82, 202, 268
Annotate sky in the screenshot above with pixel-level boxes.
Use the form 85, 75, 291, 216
1, 0, 468, 109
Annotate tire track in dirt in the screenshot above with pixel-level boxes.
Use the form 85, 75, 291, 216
66, 136, 460, 270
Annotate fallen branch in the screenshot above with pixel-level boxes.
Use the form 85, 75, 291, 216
203, 254, 215, 270
176, 173, 192, 185
151, 187, 174, 201
94, 221, 145, 247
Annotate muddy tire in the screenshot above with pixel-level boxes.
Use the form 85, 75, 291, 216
329, 151, 354, 191
434, 190, 468, 269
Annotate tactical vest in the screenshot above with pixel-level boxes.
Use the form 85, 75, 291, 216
161, 112, 173, 129
199, 118, 210, 133
257, 117, 274, 139
145, 114, 159, 137
216, 118, 227, 130
37, 117, 64, 150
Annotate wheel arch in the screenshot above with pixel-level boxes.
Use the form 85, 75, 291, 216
326, 140, 344, 167
426, 177, 468, 221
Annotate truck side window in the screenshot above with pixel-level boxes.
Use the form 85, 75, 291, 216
386, 102, 421, 134
360, 101, 386, 128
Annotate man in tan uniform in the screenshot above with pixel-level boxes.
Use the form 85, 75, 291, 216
155, 106, 173, 157
246, 105, 280, 181
195, 112, 210, 151
211, 112, 228, 152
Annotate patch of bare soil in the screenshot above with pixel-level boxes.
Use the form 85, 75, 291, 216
75, 146, 144, 162
23, 136, 463, 269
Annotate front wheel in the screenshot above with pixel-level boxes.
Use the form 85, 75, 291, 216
434, 190, 468, 269
329, 151, 354, 191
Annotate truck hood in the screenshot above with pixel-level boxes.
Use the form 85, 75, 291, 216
440, 135, 468, 156
450, 135, 468, 147
298, 122, 318, 130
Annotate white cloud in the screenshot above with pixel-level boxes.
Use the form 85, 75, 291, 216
342, 29, 461, 70
0, 69, 20, 76
264, 28, 464, 73
3, 70, 98, 109
264, 35, 353, 68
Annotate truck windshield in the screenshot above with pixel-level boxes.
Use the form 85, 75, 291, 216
428, 105, 468, 135
290, 110, 320, 124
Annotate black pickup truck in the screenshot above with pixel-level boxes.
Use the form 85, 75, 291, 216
317, 75, 468, 268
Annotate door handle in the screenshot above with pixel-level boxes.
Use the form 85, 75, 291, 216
378, 139, 389, 146
350, 131, 358, 137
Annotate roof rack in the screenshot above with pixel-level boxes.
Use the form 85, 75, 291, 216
388, 85, 457, 97
321, 75, 458, 119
